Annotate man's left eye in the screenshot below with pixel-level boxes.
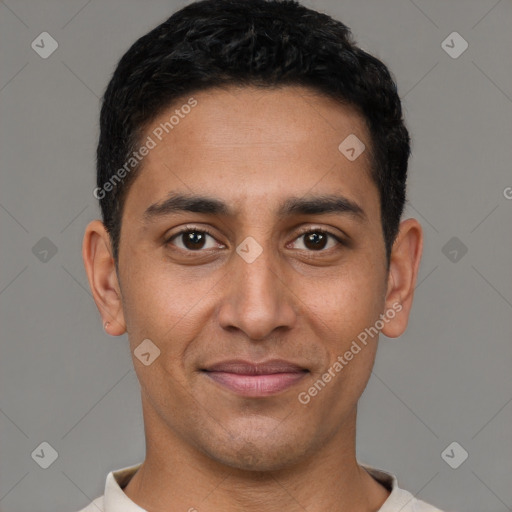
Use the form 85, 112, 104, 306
289, 230, 342, 251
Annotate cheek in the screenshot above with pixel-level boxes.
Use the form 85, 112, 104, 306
119, 253, 219, 369
299, 278, 382, 418
298, 264, 385, 398
120, 246, 186, 323
306, 263, 386, 345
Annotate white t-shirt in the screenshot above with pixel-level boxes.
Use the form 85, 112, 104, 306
75, 462, 443, 511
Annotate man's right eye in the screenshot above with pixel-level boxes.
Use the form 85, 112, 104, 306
165, 228, 225, 252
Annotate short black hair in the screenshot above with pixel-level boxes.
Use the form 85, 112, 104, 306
96, 0, 410, 266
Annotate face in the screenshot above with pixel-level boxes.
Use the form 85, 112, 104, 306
86, 85, 417, 472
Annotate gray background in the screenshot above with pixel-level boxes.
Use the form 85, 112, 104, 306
0, 0, 511, 511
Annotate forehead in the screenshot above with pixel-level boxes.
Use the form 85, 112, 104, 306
123, 85, 379, 223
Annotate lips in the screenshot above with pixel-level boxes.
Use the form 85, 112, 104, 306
203, 359, 307, 374
202, 359, 308, 397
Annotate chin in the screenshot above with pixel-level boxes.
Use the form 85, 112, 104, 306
214, 446, 304, 472
201, 426, 311, 472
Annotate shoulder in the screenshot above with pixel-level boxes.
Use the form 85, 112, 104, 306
360, 463, 444, 512
406, 495, 444, 511
382, 483, 445, 512
73, 495, 104, 512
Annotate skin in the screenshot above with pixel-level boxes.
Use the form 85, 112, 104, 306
83, 85, 423, 512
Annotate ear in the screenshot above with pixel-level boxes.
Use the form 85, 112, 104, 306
381, 218, 423, 338
82, 220, 126, 336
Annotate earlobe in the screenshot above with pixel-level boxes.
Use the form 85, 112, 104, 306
381, 218, 423, 339
82, 220, 126, 336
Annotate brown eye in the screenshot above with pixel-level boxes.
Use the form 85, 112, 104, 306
304, 232, 328, 250
290, 229, 342, 252
167, 229, 221, 251
181, 231, 207, 250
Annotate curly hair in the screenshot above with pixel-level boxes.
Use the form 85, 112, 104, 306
96, 0, 410, 266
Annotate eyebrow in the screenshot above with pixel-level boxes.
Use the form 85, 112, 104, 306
143, 192, 366, 222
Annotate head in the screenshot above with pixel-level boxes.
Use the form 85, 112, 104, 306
84, 0, 422, 472
95, 0, 410, 267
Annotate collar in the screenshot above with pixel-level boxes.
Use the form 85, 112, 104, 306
98, 461, 435, 512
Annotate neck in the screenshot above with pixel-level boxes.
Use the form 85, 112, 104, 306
123, 402, 389, 512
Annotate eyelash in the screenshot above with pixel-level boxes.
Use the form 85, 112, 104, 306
165, 225, 344, 252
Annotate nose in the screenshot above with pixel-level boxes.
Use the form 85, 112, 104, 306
216, 241, 298, 341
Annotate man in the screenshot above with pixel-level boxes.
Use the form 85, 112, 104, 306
80, 0, 442, 510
